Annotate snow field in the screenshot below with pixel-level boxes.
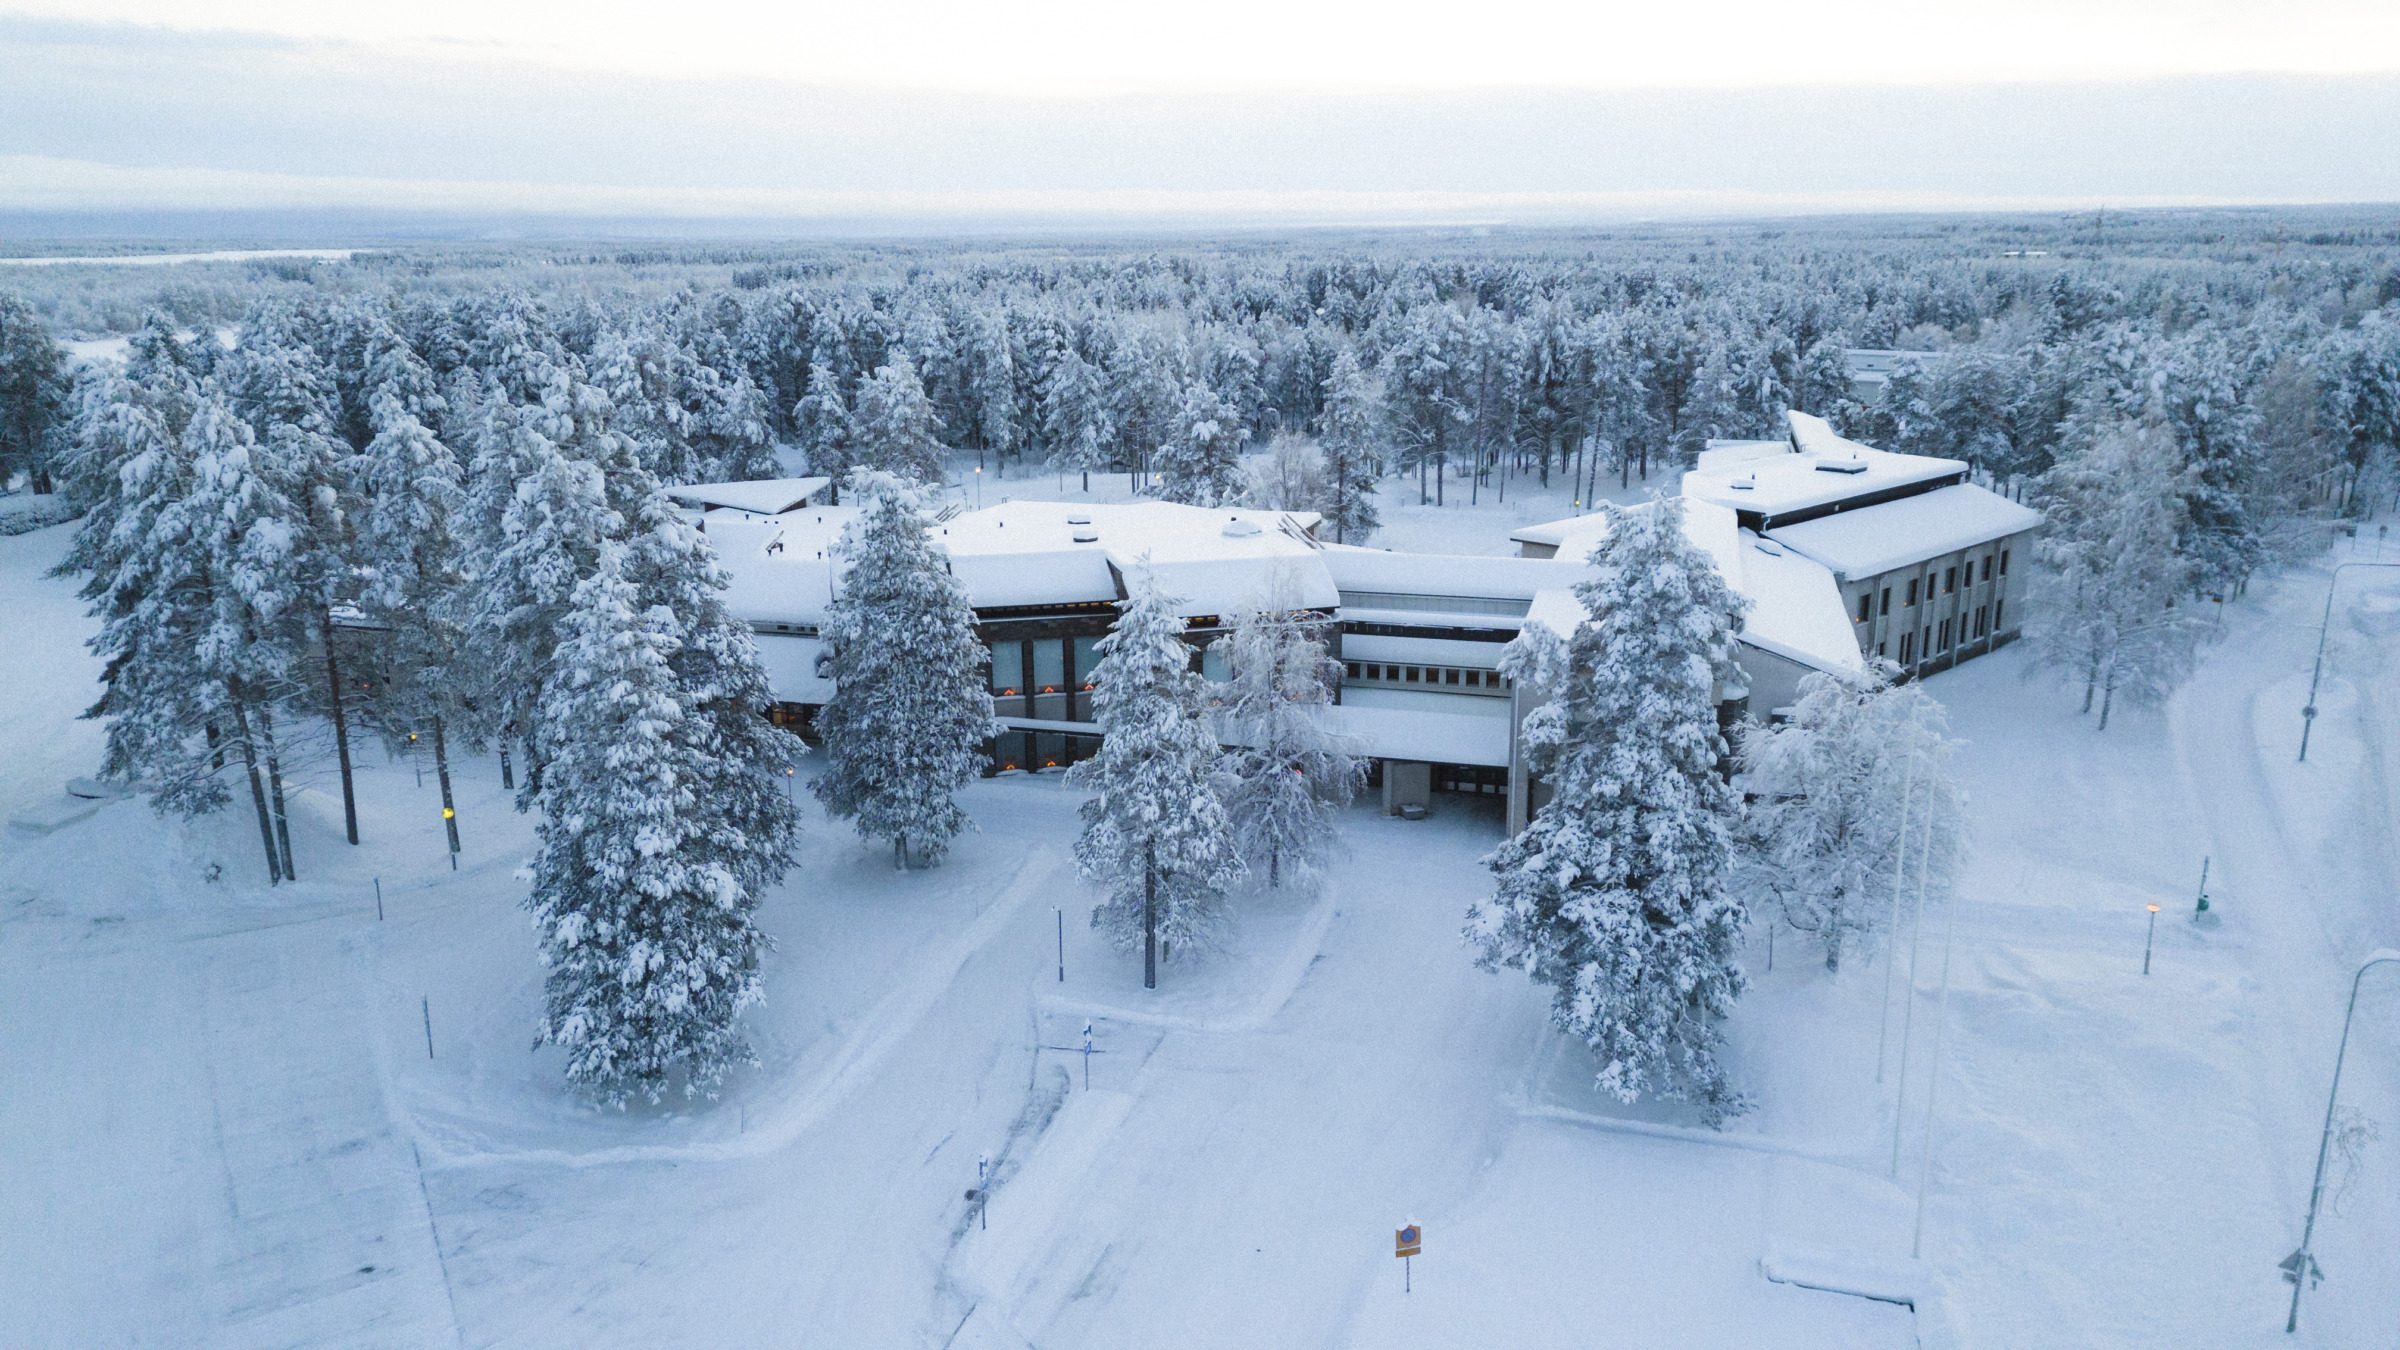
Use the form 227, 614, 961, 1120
6, 519, 2399, 1346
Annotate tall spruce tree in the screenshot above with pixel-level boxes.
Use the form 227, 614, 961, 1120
812, 471, 1000, 867
527, 546, 771, 1105
1151, 380, 1249, 508
1467, 499, 1752, 1121
1039, 343, 1114, 490
848, 356, 946, 482
1315, 348, 1383, 543
1069, 572, 1243, 988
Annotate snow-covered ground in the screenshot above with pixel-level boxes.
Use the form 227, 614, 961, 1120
5, 513, 2397, 1347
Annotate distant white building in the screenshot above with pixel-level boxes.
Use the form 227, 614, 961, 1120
697, 411, 2035, 830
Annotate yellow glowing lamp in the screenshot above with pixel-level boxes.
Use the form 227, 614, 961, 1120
408, 732, 418, 742
442, 807, 455, 820
2146, 903, 2160, 913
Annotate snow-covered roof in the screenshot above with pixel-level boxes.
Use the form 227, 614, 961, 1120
1733, 533, 1866, 675
1693, 439, 1788, 473
1512, 499, 1863, 679
1765, 483, 2043, 580
706, 499, 1336, 626
1682, 411, 1964, 523
1319, 545, 1575, 603
664, 477, 832, 516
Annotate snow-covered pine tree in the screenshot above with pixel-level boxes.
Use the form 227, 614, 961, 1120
1039, 342, 1114, 491
1315, 348, 1383, 543
59, 367, 224, 815
1068, 571, 1244, 987
526, 545, 769, 1105
1150, 380, 1248, 507
357, 392, 473, 835
1734, 668, 1963, 971
687, 360, 781, 481
1213, 581, 1362, 892
610, 471, 805, 903
1467, 497, 1752, 1121
0, 293, 68, 494
812, 470, 998, 867
467, 419, 618, 806
792, 364, 854, 487
178, 392, 314, 882
848, 355, 946, 483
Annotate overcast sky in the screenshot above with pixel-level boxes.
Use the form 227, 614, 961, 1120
3, 3, 2397, 227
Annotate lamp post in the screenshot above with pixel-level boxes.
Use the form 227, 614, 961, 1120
2143, 903, 2161, 975
2297, 562, 2400, 762
2284, 948, 2400, 1334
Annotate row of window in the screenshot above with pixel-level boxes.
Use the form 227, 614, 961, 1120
1856, 547, 2012, 624
1343, 661, 1512, 692
1880, 600, 2005, 666
989, 730, 1100, 775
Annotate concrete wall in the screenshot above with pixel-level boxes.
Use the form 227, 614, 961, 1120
1841, 527, 2034, 676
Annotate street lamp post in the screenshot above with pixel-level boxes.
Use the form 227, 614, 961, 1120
2143, 903, 2161, 976
2297, 562, 2400, 762
2284, 948, 2400, 1334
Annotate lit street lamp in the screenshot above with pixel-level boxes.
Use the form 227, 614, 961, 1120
2142, 903, 2161, 976
2283, 948, 2400, 1334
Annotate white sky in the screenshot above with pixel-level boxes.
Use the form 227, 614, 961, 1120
17, 0, 2400, 93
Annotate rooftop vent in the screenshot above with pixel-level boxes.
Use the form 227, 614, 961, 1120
1815, 458, 1869, 476
1729, 475, 1756, 491
1066, 511, 1092, 526
1072, 526, 1100, 544
1222, 518, 1265, 538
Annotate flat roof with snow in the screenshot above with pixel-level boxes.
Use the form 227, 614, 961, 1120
1683, 412, 1965, 526
1764, 483, 2043, 581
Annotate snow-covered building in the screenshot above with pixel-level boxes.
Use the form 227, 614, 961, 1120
695, 411, 2030, 827
1690, 411, 2042, 676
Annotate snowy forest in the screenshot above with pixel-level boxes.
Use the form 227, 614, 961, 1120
4, 212, 2399, 1099
5, 208, 2400, 1344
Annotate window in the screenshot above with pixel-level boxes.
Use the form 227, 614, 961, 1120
1444, 668, 1462, 685
988, 640, 1025, 695
1940, 618, 1952, 652
2000, 549, 2010, 576
1033, 639, 1065, 693
1982, 555, 1994, 584
1071, 636, 1103, 691
1880, 586, 1892, 617
1995, 599, 2005, 631
1857, 593, 1873, 624
1404, 666, 1421, 683
1877, 641, 1887, 658
1906, 578, 1919, 606
1922, 626, 1932, 658
1944, 566, 1957, 594
1974, 606, 1988, 638
1900, 632, 1915, 664
1345, 661, 1361, 679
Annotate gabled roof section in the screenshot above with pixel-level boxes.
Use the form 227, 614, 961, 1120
664, 477, 832, 516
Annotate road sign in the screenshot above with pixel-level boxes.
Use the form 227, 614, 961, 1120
1395, 1224, 1422, 1258
2279, 1248, 2323, 1288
